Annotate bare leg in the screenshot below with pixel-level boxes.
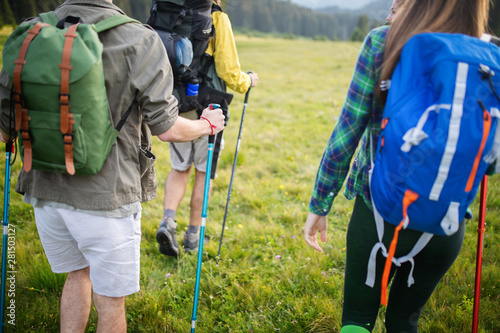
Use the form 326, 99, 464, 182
93, 293, 127, 333
164, 167, 192, 211
189, 169, 214, 227
60, 267, 92, 333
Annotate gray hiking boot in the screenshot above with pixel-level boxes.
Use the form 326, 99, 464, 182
156, 217, 179, 257
184, 231, 209, 254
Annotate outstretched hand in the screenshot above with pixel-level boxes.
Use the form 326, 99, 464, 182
303, 212, 327, 253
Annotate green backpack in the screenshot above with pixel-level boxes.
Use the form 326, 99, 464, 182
2, 12, 139, 175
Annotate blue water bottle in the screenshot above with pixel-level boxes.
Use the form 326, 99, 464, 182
176, 37, 193, 74
186, 77, 199, 96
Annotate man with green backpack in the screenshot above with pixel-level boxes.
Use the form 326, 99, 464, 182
0, 0, 225, 331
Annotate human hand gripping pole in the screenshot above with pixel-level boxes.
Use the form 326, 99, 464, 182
216, 72, 253, 265
0, 140, 15, 333
191, 103, 220, 333
199, 105, 224, 136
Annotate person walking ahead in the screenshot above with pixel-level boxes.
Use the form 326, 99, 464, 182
156, 0, 258, 256
0, 0, 224, 331
303, 0, 490, 332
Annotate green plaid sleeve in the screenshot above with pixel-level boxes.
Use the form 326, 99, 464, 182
309, 26, 388, 216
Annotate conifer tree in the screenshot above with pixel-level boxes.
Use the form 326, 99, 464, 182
8, 0, 37, 23
0, 0, 15, 26
490, 0, 500, 36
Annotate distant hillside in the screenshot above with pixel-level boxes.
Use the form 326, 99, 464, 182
317, 0, 392, 23
2, 0, 498, 38
317, 0, 500, 35
224, 0, 361, 41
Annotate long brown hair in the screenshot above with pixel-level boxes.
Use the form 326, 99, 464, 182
377, 0, 490, 102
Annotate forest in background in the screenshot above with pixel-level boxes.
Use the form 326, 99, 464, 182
1, 0, 499, 41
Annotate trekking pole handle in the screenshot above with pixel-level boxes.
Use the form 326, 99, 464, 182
246, 71, 254, 100
5, 140, 14, 154
208, 103, 220, 144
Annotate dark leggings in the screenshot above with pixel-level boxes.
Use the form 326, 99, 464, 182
342, 196, 465, 333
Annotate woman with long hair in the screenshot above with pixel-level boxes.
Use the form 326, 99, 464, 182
303, 1, 491, 332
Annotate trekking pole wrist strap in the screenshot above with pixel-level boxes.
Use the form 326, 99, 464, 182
200, 116, 216, 136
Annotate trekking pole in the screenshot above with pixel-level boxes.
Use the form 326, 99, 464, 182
215, 82, 252, 266
191, 104, 219, 333
0, 140, 14, 333
472, 176, 488, 333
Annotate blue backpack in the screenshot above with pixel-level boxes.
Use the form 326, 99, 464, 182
367, 33, 500, 305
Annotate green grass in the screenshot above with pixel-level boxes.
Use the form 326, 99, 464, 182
1, 31, 500, 332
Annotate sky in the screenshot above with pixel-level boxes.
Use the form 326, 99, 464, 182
289, 0, 376, 10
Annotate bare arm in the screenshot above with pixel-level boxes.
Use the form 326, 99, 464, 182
0, 128, 11, 143
157, 106, 225, 142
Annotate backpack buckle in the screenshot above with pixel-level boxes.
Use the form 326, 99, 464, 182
59, 93, 70, 105
20, 129, 31, 141
12, 91, 24, 105
479, 64, 496, 82
380, 80, 391, 91
63, 133, 73, 144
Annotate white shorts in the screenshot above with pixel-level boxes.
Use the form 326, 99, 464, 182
34, 206, 142, 297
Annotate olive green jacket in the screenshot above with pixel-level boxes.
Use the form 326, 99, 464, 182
0, 0, 178, 211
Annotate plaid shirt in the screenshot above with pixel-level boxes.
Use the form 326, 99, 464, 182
309, 25, 389, 216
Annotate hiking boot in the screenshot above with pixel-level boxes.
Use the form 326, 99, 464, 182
184, 231, 209, 254
156, 217, 179, 257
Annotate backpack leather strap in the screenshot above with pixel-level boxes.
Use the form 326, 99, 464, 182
20, 108, 32, 172
59, 24, 79, 175
13, 22, 50, 172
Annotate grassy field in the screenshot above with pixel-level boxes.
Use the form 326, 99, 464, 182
1, 27, 500, 332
